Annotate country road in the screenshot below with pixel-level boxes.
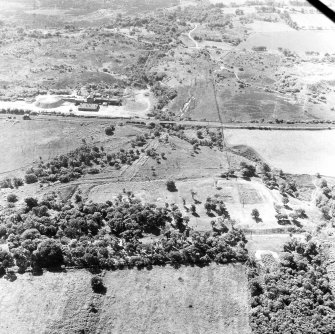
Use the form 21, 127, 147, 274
1, 114, 334, 131
188, 25, 199, 49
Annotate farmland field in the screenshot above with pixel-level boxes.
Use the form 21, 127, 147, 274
291, 14, 335, 30
226, 129, 335, 177
238, 30, 335, 54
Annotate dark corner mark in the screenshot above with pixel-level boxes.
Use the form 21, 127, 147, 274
306, 0, 335, 23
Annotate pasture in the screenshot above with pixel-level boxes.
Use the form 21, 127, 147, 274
225, 129, 335, 177
238, 30, 335, 54
291, 14, 335, 30
0, 265, 251, 334
97, 264, 251, 334
0, 118, 138, 175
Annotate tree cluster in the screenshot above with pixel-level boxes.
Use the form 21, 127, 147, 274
21, 144, 143, 185
249, 238, 335, 334
0, 192, 248, 274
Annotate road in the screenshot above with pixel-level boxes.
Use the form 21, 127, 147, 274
1, 114, 334, 131
188, 25, 199, 49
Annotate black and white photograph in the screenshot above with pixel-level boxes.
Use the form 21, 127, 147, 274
0, 0, 334, 333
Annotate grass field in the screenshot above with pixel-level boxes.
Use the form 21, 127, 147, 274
291, 14, 334, 30
95, 264, 251, 334
238, 30, 335, 54
0, 118, 139, 175
225, 129, 335, 177
0, 265, 251, 334
0, 270, 94, 334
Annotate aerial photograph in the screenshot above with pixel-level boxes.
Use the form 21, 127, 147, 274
0, 0, 334, 333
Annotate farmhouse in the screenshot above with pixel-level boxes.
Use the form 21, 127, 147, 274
252, 46, 267, 52
95, 97, 122, 106
87, 95, 122, 106
78, 103, 100, 112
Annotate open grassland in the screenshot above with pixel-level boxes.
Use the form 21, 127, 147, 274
0, 118, 140, 175
246, 233, 291, 254
0, 270, 93, 334
290, 14, 335, 30
225, 129, 335, 177
0, 265, 250, 334
96, 264, 251, 334
238, 30, 335, 54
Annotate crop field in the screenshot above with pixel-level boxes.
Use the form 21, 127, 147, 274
245, 20, 294, 33
225, 129, 335, 177
171, 84, 305, 122
238, 30, 335, 54
290, 14, 335, 30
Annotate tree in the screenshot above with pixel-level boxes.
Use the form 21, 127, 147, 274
204, 201, 212, 213
13, 177, 23, 188
319, 179, 327, 188
240, 162, 256, 178
283, 197, 289, 206
251, 209, 260, 222
34, 239, 63, 268
105, 126, 115, 136
25, 173, 38, 184
91, 275, 105, 292
7, 194, 18, 203
166, 180, 177, 192
260, 163, 271, 174
25, 197, 38, 211
0, 250, 14, 276
196, 130, 203, 139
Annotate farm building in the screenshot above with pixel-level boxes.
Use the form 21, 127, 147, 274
252, 46, 267, 52
87, 96, 122, 106
78, 103, 100, 112
94, 97, 122, 106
